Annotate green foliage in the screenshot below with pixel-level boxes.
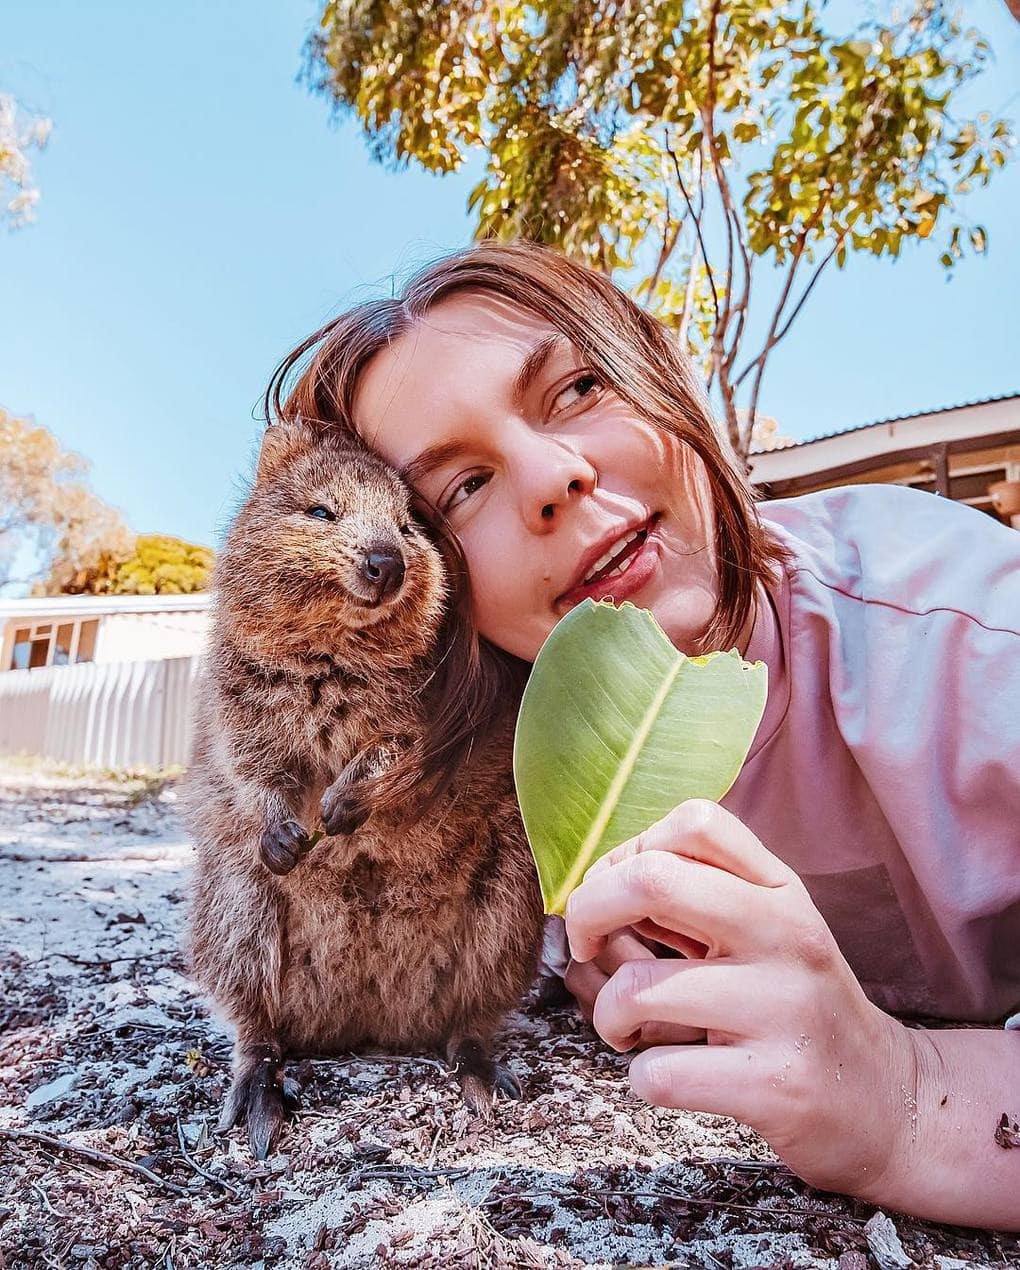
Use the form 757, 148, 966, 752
64, 534, 215, 596
307, 0, 1014, 455
513, 599, 767, 914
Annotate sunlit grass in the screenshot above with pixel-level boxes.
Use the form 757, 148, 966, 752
0, 751, 185, 800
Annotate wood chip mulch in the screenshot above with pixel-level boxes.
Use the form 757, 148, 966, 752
1, 763, 1016, 1269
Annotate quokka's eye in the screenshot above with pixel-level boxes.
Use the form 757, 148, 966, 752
399, 524, 414, 537
306, 505, 335, 521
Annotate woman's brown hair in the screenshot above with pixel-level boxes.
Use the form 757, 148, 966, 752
263, 239, 786, 816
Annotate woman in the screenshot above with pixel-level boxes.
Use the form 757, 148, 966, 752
265, 239, 1020, 1229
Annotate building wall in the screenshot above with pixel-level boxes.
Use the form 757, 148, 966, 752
93, 609, 211, 663
1, 607, 211, 671
757, 442, 1020, 521
749, 395, 1020, 532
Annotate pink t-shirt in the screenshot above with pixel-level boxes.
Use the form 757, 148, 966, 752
722, 484, 1020, 1022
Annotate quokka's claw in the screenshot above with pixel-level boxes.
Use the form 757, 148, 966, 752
219, 1047, 292, 1160
493, 1062, 523, 1101
448, 1038, 523, 1119
247, 1083, 287, 1161
320, 783, 371, 837
260, 819, 314, 875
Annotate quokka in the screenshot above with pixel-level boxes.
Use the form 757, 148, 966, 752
183, 418, 545, 1158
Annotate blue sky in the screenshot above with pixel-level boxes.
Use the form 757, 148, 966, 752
2, 1, 1018, 565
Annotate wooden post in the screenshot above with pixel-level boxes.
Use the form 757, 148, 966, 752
932, 443, 950, 498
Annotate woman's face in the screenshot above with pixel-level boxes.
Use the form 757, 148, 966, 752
352, 292, 723, 663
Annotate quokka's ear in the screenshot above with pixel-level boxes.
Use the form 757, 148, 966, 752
255, 418, 318, 486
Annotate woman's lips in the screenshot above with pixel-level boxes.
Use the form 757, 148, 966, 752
557, 515, 662, 609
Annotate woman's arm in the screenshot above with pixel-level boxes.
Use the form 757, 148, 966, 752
564, 799, 1020, 1230
878, 1026, 1020, 1228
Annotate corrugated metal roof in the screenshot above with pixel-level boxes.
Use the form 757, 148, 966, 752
753, 391, 1020, 453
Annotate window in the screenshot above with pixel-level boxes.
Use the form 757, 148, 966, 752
5, 616, 100, 670
11, 627, 31, 670
54, 624, 74, 665
76, 619, 98, 662
28, 638, 49, 668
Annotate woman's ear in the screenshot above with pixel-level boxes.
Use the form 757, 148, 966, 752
255, 418, 318, 486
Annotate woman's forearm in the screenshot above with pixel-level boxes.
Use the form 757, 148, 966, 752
863, 1026, 1020, 1229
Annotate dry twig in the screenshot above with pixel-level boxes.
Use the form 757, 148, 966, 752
0, 1126, 192, 1197
174, 1116, 241, 1196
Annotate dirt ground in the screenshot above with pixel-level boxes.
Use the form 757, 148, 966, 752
0, 756, 1016, 1270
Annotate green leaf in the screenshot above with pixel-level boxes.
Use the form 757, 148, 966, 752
513, 599, 768, 915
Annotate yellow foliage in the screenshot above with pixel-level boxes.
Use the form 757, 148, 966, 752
0, 406, 214, 596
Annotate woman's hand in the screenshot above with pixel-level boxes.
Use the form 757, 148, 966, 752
563, 798, 923, 1201
564, 928, 706, 1048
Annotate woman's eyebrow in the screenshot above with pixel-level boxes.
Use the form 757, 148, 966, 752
511, 332, 569, 410
398, 332, 570, 489
400, 437, 471, 489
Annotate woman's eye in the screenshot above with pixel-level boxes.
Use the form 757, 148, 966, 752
306, 505, 335, 521
551, 372, 603, 416
444, 472, 489, 513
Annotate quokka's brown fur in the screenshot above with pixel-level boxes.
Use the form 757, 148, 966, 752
182, 418, 544, 1158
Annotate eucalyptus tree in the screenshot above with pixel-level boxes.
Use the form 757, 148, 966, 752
307, 1, 1014, 456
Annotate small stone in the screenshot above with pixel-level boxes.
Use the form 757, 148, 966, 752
26, 1070, 77, 1109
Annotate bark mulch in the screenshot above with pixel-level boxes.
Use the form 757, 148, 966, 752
0, 758, 1015, 1269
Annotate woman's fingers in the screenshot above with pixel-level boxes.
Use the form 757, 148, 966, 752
599, 928, 657, 974
565, 958, 707, 1047
563, 929, 706, 1046
562, 956, 604, 1024
585, 799, 795, 888
566, 848, 773, 964
631, 917, 709, 960
564, 927, 650, 1021
592, 957, 758, 1051
632, 1019, 707, 1049
627, 1044, 766, 1128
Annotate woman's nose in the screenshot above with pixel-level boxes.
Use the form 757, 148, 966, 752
521, 440, 597, 532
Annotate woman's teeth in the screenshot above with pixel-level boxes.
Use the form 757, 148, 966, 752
583, 528, 647, 586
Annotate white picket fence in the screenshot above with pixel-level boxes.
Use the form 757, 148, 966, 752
0, 655, 203, 769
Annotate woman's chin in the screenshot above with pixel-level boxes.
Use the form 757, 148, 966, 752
645, 593, 717, 657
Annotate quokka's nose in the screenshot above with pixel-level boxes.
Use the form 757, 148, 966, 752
360, 549, 405, 601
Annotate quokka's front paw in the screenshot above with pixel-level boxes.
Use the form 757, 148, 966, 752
260, 819, 315, 875
320, 779, 371, 837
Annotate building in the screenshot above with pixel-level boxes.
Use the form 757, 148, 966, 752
749, 392, 1020, 527
0, 592, 212, 674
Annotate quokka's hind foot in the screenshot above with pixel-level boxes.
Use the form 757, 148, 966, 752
447, 1037, 522, 1119
217, 1043, 300, 1160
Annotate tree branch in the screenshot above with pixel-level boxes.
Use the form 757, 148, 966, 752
703, 1, 735, 344
665, 135, 720, 326
772, 231, 847, 348
734, 193, 831, 394
677, 235, 701, 354
0, 1126, 192, 1196
740, 226, 849, 449
645, 171, 683, 307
